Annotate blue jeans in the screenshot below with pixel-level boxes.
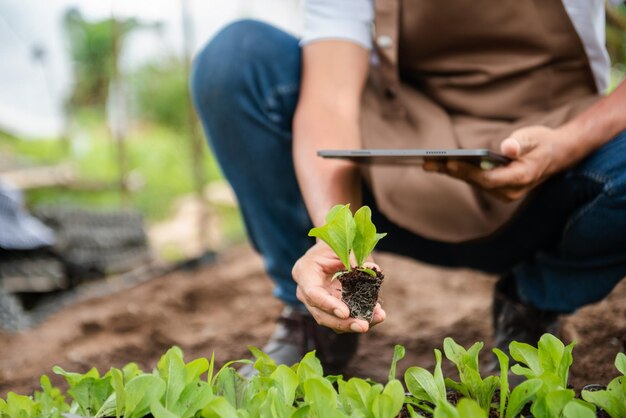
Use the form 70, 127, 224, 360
191, 20, 626, 314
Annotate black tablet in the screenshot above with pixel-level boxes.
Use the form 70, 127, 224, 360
318, 149, 511, 169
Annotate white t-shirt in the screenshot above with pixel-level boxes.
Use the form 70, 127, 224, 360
301, 0, 620, 93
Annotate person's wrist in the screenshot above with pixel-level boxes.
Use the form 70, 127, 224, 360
549, 124, 589, 174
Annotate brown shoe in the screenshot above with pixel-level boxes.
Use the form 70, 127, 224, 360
242, 306, 358, 376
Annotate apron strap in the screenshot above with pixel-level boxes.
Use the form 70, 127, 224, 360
372, 0, 405, 117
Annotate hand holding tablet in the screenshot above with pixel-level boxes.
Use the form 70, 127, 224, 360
318, 149, 511, 170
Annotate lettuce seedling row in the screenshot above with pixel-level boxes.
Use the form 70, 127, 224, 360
2, 333, 624, 418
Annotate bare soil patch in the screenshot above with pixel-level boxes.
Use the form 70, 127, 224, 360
1, 245, 625, 396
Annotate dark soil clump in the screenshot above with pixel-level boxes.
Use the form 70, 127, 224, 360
338, 268, 384, 322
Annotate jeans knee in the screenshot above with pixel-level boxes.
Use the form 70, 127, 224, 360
190, 19, 296, 116
573, 129, 626, 193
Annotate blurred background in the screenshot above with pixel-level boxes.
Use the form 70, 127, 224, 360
0, 0, 304, 333
0, 0, 302, 261
1, 0, 626, 397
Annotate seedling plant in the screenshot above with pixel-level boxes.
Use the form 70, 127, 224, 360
308, 204, 387, 321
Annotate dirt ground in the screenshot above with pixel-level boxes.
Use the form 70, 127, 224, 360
1, 244, 625, 397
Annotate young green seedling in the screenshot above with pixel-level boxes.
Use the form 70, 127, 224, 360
308, 204, 386, 277
309, 204, 387, 321
582, 352, 626, 418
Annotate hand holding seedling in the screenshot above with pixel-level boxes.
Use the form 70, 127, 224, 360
292, 204, 387, 333
424, 126, 571, 202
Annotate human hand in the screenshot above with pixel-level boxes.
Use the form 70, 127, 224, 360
292, 241, 386, 333
424, 126, 571, 202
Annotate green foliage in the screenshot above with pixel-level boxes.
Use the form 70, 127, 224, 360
434, 398, 487, 418
582, 352, 626, 418
2, 334, 621, 418
509, 333, 578, 417
442, 338, 498, 413
0, 121, 236, 244
132, 59, 189, 131
53, 366, 113, 417
63, 8, 143, 109
308, 204, 386, 273
404, 348, 447, 414
0, 393, 37, 418
388, 344, 406, 383
606, 4, 626, 78
337, 347, 405, 418
505, 379, 542, 418
492, 348, 509, 418
309, 205, 356, 271
0, 375, 69, 418
510, 333, 575, 389
353, 206, 387, 267
34, 375, 69, 418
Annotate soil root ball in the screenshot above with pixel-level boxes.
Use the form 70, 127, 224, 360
338, 269, 384, 322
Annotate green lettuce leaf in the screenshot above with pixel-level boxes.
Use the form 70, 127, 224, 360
124, 374, 166, 418
404, 350, 446, 406
270, 365, 298, 406
353, 206, 387, 267
492, 348, 509, 418
388, 344, 406, 382
562, 399, 596, 418
456, 398, 487, 418
308, 204, 356, 271
157, 347, 187, 410
505, 378, 542, 418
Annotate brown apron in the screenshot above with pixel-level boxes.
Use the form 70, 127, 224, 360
361, 0, 599, 242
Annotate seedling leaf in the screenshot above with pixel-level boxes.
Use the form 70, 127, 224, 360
531, 388, 574, 417
616, 352, 626, 376
509, 342, 540, 377
456, 398, 487, 418
353, 206, 387, 267
297, 351, 324, 382
433, 400, 459, 418
151, 399, 178, 418
582, 375, 626, 418
173, 381, 214, 418
124, 374, 166, 418
308, 204, 355, 271
493, 348, 509, 418
185, 357, 210, 384
201, 397, 239, 418
357, 266, 378, 277
388, 345, 406, 382
157, 347, 186, 410
110, 368, 125, 418
379, 379, 405, 418
505, 378, 542, 418
562, 399, 596, 418
303, 377, 339, 417
270, 365, 298, 405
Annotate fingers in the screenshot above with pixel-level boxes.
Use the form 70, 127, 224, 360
370, 303, 386, 327
308, 306, 370, 333
500, 134, 537, 159
500, 137, 522, 158
425, 159, 535, 193
297, 285, 349, 318
296, 284, 386, 333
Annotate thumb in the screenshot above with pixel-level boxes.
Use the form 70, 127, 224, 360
500, 135, 534, 159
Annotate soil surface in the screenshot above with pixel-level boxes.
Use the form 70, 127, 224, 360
1, 245, 625, 397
